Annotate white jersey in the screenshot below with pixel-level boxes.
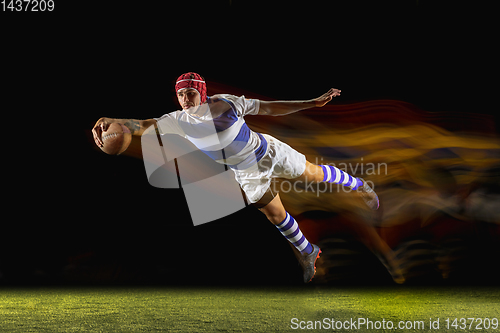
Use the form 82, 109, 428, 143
155, 94, 268, 170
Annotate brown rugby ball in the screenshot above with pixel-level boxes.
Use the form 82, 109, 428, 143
100, 123, 132, 155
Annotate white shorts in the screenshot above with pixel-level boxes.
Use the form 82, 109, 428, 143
232, 134, 307, 204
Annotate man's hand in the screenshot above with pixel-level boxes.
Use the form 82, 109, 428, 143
314, 88, 341, 107
92, 117, 157, 147
92, 117, 113, 147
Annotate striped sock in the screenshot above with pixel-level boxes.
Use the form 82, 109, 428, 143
320, 164, 363, 190
275, 212, 313, 255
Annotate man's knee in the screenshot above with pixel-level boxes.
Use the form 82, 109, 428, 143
263, 211, 286, 225
255, 191, 287, 225
300, 161, 325, 183
259, 203, 287, 225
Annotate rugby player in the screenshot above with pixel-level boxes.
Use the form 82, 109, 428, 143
92, 72, 379, 283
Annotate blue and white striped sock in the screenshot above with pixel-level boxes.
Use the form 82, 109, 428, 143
320, 165, 363, 190
275, 212, 313, 255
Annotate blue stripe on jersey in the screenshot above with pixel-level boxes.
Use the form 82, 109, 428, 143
213, 108, 238, 132
227, 132, 268, 169
200, 122, 251, 160
200, 130, 268, 169
217, 97, 236, 113
211, 97, 238, 133
253, 133, 268, 162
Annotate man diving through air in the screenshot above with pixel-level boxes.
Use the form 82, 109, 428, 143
92, 72, 379, 283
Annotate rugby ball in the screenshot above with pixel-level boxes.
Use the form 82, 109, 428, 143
100, 123, 132, 155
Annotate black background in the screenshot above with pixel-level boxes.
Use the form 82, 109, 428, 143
1, 0, 496, 285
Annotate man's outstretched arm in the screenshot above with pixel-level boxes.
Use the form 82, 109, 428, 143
92, 117, 156, 147
258, 88, 341, 116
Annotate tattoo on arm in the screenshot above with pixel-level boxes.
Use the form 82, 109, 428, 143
124, 120, 141, 135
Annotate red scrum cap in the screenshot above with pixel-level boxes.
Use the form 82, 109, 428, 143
175, 72, 207, 103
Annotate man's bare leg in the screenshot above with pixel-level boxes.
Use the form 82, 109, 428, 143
298, 161, 379, 210
293, 160, 403, 283
255, 191, 321, 283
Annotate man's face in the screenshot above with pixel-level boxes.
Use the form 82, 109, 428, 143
177, 88, 201, 110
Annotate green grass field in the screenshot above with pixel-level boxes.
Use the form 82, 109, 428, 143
0, 286, 499, 332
